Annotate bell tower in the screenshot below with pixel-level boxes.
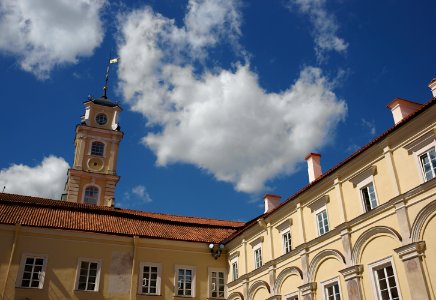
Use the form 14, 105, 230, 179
63, 95, 123, 207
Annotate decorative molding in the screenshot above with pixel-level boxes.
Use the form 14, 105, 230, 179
394, 241, 426, 261
351, 226, 402, 265
410, 200, 436, 242
273, 266, 303, 295
404, 129, 436, 154
229, 251, 240, 261
298, 282, 317, 296
228, 291, 244, 300
308, 249, 346, 281
307, 194, 329, 212
275, 218, 292, 232
339, 265, 363, 281
349, 166, 377, 187
248, 280, 270, 300
249, 236, 264, 247
257, 218, 267, 229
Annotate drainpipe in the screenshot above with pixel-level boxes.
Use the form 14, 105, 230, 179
2, 223, 21, 299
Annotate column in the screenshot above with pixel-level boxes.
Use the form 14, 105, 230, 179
268, 264, 276, 298
298, 282, 317, 300
394, 199, 412, 245
334, 178, 347, 223
383, 145, 401, 196
339, 265, 364, 300
394, 241, 431, 300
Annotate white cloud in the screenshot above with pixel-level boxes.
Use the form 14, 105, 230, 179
0, 0, 106, 79
0, 156, 69, 199
117, 1, 347, 193
132, 185, 152, 203
286, 0, 348, 59
361, 118, 376, 136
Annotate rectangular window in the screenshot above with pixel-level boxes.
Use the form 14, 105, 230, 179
282, 230, 292, 254
285, 292, 299, 300
176, 267, 195, 297
139, 263, 161, 295
18, 255, 46, 289
231, 261, 238, 281
76, 259, 101, 291
325, 282, 341, 300
317, 209, 329, 235
209, 269, 225, 298
374, 264, 400, 300
254, 247, 262, 269
361, 182, 378, 212
419, 147, 436, 181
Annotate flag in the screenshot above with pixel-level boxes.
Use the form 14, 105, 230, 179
109, 58, 120, 64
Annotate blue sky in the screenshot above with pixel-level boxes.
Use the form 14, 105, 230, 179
0, 0, 435, 222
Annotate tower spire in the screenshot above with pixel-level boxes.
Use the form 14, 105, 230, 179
102, 54, 119, 99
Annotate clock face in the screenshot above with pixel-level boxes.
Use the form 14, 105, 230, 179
87, 157, 104, 171
96, 113, 107, 125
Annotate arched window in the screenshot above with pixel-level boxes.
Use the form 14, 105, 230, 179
84, 186, 99, 205
91, 141, 104, 156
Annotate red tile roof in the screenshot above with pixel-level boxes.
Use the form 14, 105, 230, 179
0, 193, 244, 243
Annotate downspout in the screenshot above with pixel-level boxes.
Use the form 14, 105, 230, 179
130, 236, 139, 300
2, 223, 21, 299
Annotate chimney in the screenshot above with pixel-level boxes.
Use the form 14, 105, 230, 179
429, 78, 436, 98
305, 153, 322, 183
387, 98, 421, 125
263, 194, 281, 213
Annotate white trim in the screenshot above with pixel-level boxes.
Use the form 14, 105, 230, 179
208, 267, 226, 299
138, 262, 162, 295
368, 256, 402, 300
284, 290, 299, 300
320, 276, 342, 300
230, 257, 239, 281
82, 183, 101, 206
16, 253, 48, 289
253, 243, 263, 269
405, 130, 436, 183
174, 265, 196, 297
314, 205, 330, 236
74, 257, 102, 292
357, 176, 379, 212
414, 143, 436, 183
282, 229, 292, 254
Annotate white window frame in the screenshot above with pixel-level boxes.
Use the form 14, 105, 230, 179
416, 145, 436, 182
82, 184, 101, 206
321, 276, 342, 300
285, 291, 299, 300
358, 177, 379, 212
16, 253, 47, 289
368, 257, 402, 300
175, 265, 196, 297
230, 256, 239, 281
138, 262, 161, 295
314, 206, 330, 236
404, 130, 436, 183
253, 244, 263, 269
74, 258, 101, 292
282, 229, 292, 254
208, 267, 226, 299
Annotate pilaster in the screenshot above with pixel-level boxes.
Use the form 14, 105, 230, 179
298, 282, 316, 300
394, 241, 431, 300
339, 265, 364, 300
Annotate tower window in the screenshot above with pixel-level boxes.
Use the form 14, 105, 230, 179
95, 113, 107, 125
91, 142, 104, 156
84, 186, 99, 205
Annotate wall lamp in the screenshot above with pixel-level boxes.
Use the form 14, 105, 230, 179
209, 243, 225, 259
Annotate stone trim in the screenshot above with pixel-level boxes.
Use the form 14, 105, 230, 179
298, 282, 317, 296
394, 241, 426, 261
339, 265, 363, 281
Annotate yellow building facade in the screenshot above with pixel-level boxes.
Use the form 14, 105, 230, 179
1, 80, 436, 300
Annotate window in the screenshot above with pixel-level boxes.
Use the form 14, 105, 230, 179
282, 230, 292, 254
231, 260, 238, 281
285, 291, 299, 300
84, 186, 99, 205
75, 259, 101, 291
254, 246, 262, 269
209, 268, 225, 298
373, 263, 400, 300
419, 147, 436, 181
91, 141, 104, 156
139, 263, 161, 295
176, 266, 195, 297
361, 182, 378, 211
325, 282, 341, 300
18, 254, 47, 289
316, 209, 329, 235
